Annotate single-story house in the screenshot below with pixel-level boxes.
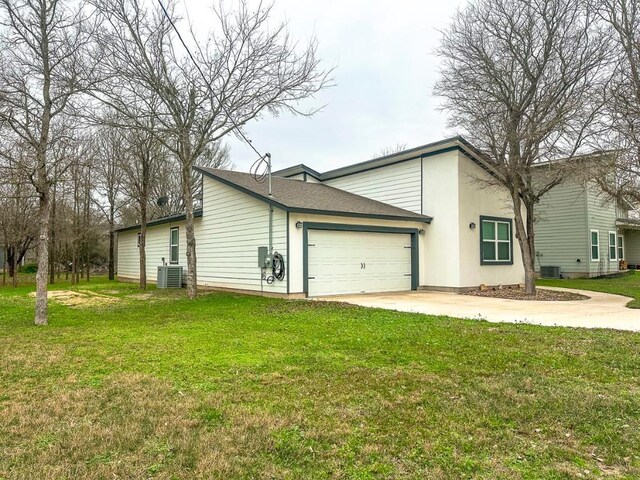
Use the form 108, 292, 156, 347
116, 136, 525, 297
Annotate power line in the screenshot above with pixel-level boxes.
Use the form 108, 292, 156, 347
155, 0, 267, 161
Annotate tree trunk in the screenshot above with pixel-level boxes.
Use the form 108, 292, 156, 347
182, 162, 197, 299
64, 242, 68, 280
35, 192, 50, 325
108, 204, 115, 281
139, 195, 147, 290
84, 177, 90, 282
12, 246, 17, 288
49, 179, 56, 284
108, 229, 115, 280
7, 247, 15, 278
511, 192, 536, 295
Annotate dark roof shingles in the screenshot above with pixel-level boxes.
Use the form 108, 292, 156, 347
196, 167, 431, 223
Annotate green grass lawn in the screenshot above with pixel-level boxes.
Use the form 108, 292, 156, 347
538, 271, 640, 308
1, 278, 640, 479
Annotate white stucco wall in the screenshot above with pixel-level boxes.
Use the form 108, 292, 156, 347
456, 153, 525, 287
421, 149, 461, 288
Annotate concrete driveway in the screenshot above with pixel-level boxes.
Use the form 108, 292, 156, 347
317, 287, 640, 332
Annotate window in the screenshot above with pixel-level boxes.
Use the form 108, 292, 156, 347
480, 216, 512, 265
137, 233, 141, 247
170, 227, 179, 264
590, 230, 600, 261
609, 231, 617, 261
618, 235, 624, 260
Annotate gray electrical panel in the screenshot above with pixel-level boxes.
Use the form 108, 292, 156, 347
258, 246, 272, 268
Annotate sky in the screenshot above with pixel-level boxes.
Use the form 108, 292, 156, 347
180, 0, 466, 172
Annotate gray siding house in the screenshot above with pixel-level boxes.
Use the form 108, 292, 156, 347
536, 176, 639, 278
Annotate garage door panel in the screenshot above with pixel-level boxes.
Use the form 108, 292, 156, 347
307, 229, 413, 297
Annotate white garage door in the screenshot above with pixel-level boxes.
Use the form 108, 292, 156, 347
307, 229, 413, 297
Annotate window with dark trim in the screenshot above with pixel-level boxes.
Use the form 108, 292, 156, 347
609, 231, 617, 261
169, 227, 179, 264
480, 216, 513, 265
618, 235, 624, 260
590, 229, 600, 261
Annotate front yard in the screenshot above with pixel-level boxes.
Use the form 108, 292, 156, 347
538, 271, 640, 308
1, 279, 640, 479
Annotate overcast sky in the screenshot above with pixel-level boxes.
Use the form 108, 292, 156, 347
182, 0, 466, 172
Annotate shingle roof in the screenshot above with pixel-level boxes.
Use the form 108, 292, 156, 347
195, 167, 432, 223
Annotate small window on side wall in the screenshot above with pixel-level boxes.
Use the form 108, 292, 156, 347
618, 235, 624, 260
170, 227, 179, 264
590, 230, 600, 261
480, 216, 513, 265
609, 231, 617, 261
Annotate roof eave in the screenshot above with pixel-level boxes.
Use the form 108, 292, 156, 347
288, 207, 433, 224
115, 209, 203, 233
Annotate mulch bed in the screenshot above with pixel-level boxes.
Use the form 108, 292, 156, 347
463, 287, 590, 301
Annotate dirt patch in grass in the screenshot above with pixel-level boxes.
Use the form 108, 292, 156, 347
463, 287, 589, 301
126, 293, 155, 301
28, 290, 119, 307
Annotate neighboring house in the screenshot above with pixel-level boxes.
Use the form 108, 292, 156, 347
116, 136, 525, 297
535, 172, 640, 278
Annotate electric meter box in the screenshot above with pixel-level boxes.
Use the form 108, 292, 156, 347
257, 246, 272, 268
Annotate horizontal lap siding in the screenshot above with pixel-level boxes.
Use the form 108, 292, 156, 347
117, 220, 191, 282
625, 230, 640, 265
586, 184, 619, 276
116, 230, 139, 279
197, 177, 287, 294
324, 159, 422, 214
535, 180, 588, 276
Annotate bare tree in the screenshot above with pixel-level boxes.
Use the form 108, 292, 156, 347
93, 0, 330, 299
0, 0, 96, 324
151, 141, 232, 218
591, 0, 640, 204
117, 123, 167, 290
93, 123, 126, 280
435, 0, 610, 294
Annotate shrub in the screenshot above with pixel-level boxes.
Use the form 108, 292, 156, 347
19, 263, 38, 274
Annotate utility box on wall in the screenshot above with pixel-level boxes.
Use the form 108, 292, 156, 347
257, 246, 272, 268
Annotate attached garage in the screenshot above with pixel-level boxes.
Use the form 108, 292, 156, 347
303, 224, 419, 297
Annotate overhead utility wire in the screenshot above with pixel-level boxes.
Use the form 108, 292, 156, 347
155, 0, 268, 162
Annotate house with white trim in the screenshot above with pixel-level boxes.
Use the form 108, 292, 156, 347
116, 137, 526, 297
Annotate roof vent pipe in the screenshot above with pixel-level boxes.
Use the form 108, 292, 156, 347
266, 153, 272, 197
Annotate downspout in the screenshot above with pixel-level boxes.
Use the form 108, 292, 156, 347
267, 153, 273, 254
